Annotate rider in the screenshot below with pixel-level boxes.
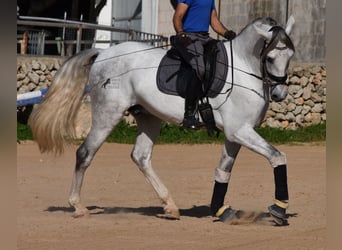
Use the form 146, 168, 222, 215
172, 0, 236, 129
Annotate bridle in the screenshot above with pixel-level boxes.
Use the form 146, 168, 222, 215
216, 24, 295, 106
226, 25, 294, 89
259, 26, 295, 86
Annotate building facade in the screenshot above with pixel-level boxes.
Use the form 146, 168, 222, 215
100, 0, 325, 63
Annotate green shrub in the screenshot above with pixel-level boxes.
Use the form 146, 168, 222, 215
17, 122, 33, 141
17, 121, 325, 144
255, 123, 326, 144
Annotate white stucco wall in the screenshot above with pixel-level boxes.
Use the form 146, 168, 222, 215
95, 0, 112, 48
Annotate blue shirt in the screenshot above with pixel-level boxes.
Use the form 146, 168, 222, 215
178, 0, 215, 32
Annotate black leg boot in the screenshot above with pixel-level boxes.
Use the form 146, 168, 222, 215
210, 181, 228, 216
182, 97, 203, 129
268, 164, 289, 225
182, 72, 202, 129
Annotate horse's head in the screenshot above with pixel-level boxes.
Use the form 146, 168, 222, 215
253, 16, 295, 102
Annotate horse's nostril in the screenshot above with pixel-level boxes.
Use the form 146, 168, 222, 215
271, 84, 288, 102
271, 91, 287, 102
272, 94, 280, 101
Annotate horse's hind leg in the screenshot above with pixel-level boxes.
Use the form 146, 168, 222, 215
210, 139, 241, 216
130, 109, 180, 219
68, 111, 124, 218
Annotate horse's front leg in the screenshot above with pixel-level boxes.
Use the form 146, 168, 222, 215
131, 112, 180, 219
210, 139, 241, 216
227, 124, 289, 225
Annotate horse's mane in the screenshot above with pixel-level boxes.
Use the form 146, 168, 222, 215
260, 16, 278, 26
238, 17, 278, 36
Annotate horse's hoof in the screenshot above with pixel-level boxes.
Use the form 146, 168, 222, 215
216, 205, 238, 222
157, 207, 180, 220
72, 209, 90, 218
268, 204, 288, 226
156, 213, 180, 220
269, 213, 287, 226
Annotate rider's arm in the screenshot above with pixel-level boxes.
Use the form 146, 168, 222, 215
210, 9, 229, 36
210, 9, 236, 40
173, 3, 188, 34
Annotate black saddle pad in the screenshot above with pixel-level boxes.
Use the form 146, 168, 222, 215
156, 40, 228, 98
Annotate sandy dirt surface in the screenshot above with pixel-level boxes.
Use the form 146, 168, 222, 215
17, 141, 326, 250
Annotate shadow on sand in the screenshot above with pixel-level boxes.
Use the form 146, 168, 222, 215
45, 205, 297, 226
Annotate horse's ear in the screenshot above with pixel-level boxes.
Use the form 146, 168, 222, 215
253, 23, 272, 40
285, 15, 295, 35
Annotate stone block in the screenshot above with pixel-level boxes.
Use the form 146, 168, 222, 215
289, 85, 303, 98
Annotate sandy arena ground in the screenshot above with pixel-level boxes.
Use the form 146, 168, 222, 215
17, 141, 326, 249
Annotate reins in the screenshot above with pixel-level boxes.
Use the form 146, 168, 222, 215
83, 24, 292, 101
83, 43, 172, 67
212, 25, 294, 108
221, 26, 293, 91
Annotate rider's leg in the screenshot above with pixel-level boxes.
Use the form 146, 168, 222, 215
182, 71, 202, 129
174, 34, 206, 129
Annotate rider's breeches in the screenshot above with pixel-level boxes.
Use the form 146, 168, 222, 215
174, 33, 212, 81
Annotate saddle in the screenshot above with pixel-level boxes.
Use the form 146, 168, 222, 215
157, 39, 228, 98
157, 39, 228, 135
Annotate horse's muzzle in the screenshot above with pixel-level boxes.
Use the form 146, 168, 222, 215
271, 84, 288, 102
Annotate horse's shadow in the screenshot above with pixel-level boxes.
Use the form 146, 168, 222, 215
45, 205, 298, 225
45, 205, 211, 218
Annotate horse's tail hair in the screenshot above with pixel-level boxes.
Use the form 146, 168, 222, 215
28, 48, 101, 155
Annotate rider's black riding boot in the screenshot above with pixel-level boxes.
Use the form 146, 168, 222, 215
182, 73, 202, 129
183, 98, 202, 129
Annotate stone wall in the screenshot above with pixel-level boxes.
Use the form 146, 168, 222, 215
17, 56, 64, 94
262, 64, 326, 129
17, 57, 326, 131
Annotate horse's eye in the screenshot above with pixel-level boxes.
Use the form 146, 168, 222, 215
266, 57, 274, 63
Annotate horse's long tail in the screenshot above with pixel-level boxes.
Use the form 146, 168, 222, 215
28, 48, 101, 155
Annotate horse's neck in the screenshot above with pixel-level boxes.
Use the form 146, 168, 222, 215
231, 26, 265, 74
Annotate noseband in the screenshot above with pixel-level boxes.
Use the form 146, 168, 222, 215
260, 26, 295, 86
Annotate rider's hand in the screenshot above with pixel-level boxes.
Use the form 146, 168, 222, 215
176, 32, 192, 47
224, 30, 236, 41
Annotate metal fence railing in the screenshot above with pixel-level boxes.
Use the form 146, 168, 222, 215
17, 15, 169, 56
27, 31, 45, 55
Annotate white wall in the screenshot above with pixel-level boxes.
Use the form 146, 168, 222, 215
157, 0, 174, 37
141, 0, 159, 34
95, 0, 112, 48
